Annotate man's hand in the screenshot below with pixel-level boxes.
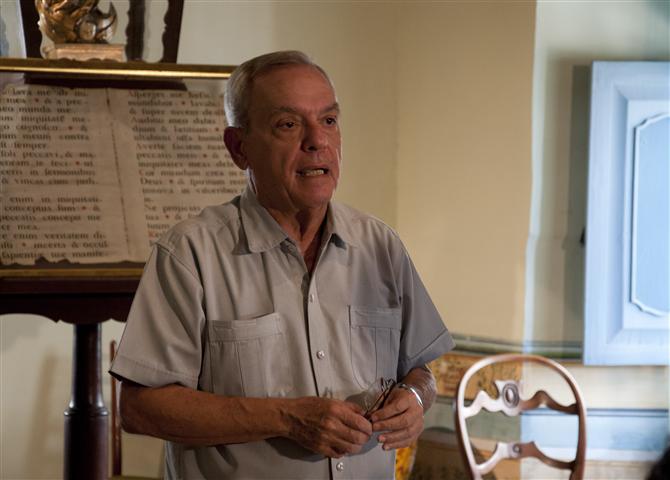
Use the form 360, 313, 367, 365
368, 365, 437, 450
285, 397, 372, 458
369, 387, 424, 450
119, 382, 371, 452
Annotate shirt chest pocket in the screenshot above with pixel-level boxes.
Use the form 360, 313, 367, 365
208, 313, 293, 398
349, 306, 402, 389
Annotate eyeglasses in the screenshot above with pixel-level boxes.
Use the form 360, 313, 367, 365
363, 378, 396, 418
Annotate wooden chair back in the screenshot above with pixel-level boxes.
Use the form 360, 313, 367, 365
453, 354, 587, 480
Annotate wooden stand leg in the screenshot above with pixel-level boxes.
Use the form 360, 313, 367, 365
63, 323, 109, 480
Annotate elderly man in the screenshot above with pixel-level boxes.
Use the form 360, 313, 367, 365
111, 50, 453, 479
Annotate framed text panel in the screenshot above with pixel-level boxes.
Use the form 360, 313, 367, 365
0, 58, 240, 279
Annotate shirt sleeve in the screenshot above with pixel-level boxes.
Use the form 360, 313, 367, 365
395, 245, 455, 379
110, 243, 205, 389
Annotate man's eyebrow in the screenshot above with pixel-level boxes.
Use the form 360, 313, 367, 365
322, 102, 340, 115
271, 106, 299, 116
270, 103, 340, 116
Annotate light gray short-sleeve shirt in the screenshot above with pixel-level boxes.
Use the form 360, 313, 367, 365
111, 187, 454, 479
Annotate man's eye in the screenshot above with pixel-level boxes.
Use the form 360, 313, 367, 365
279, 121, 296, 129
325, 117, 338, 126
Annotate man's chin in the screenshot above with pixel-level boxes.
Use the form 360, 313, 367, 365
295, 185, 336, 207
294, 193, 334, 214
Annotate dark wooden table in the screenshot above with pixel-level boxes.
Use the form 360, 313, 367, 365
0, 276, 139, 480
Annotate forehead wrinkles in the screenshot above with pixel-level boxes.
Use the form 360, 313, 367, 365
248, 66, 336, 117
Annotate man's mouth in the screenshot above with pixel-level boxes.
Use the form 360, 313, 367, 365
297, 168, 328, 177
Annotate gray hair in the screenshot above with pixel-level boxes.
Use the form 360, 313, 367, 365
224, 50, 333, 129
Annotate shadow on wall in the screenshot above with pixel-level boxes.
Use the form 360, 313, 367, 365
25, 352, 68, 476
650, 1, 670, 28
0, 314, 54, 354
563, 64, 591, 343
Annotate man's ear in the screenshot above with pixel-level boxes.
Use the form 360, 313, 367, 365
224, 127, 248, 170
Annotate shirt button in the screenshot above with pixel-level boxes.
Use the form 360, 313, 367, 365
316, 350, 325, 359
309, 294, 315, 303
336, 461, 344, 472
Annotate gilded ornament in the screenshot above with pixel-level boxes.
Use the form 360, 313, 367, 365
35, 0, 117, 44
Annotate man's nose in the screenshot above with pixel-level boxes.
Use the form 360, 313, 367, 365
302, 123, 328, 152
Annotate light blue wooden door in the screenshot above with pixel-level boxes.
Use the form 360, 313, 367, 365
584, 61, 670, 365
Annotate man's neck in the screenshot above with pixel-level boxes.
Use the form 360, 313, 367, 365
264, 204, 327, 271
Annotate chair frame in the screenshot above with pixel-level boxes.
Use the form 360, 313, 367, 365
453, 354, 587, 480
110, 340, 122, 477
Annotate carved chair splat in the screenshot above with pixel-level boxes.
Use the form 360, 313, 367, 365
454, 354, 587, 480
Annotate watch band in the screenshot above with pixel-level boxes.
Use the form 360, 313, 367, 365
396, 383, 424, 410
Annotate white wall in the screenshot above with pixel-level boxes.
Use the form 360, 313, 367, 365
0, 316, 151, 478
395, 1, 535, 343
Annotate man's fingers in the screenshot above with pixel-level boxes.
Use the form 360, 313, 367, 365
378, 434, 414, 451
368, 389, 424, 450
328, 434, 366, 456
287, 397, 372, 457
370, 400, 403, 422
372, 412, 412, 433
341, 402, 373, 436
345, 401, 367, 417
328, 420, 370, 448
377, 419, 422, 450
313, 422, 368, 457
370, 389, 419, 428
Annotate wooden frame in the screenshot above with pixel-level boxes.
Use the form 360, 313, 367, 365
0, 57, 233, 80
0, 58, 235, 279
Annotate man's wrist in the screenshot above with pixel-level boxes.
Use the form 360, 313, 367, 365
396, 383, 424, 411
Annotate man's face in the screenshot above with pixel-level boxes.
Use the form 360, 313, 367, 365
236, 64, 341, 215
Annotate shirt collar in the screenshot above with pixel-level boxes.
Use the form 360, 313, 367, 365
239, 186, 359, 252
240, 186, 288, 253
325, 201, 359, 249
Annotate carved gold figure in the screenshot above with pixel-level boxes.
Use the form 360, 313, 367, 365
35, 0, 117, 44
